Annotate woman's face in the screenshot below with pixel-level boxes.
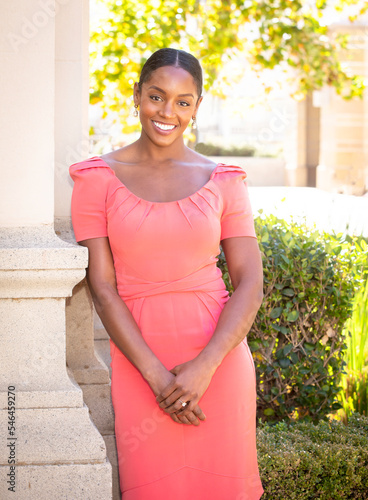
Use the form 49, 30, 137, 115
134, 65, 202, 148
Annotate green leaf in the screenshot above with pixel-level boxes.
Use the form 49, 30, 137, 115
290, 352, 299, 364
286, 310, 299, 322
248, 339, 262, 352
283, 344, 293, 356
279, 358, 291, 368
270, 307, 283, 319
264, 408, 275, 416
261, 231, 270, 243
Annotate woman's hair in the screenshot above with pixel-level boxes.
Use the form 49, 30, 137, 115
138, 48, 203, 98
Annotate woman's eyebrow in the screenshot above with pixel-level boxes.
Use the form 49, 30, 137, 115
148, 85, 194, 98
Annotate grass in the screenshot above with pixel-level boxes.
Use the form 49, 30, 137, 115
338, 278, 368, 421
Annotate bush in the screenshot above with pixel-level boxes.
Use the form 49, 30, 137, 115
257, 413, 368, 499
339, 278, 368, 421
218, 214, 356, 422
195, 142, 255, 157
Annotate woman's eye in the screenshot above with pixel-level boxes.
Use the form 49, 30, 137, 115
179, 101, 190, 107
150, 95, 162, 101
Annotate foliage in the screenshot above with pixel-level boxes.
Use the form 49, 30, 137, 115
194, 142, 255, 157
323, 233, 368, 289
257, 413, 368, 499
344, 278, 368, 374
90, 0, 366, 131
219, 214, 358, 422
340, 372, 368, 421
339, 278, 368, 421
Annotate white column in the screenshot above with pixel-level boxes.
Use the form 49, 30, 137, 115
0, 1, 112, 498
317, 22, 368, 195
0, 0, 55, 226
284, 100, 309, 187
54, 0, 90, 219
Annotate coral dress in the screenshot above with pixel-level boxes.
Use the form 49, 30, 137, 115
70, 157, 263, 500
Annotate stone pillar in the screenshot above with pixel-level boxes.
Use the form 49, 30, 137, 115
51, 0, 120, 496
316, 22, 368, 195
284, 100, 309, 187
0, 1, 111, 498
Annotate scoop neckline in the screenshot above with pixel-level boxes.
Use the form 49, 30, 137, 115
95, 156, 221, 205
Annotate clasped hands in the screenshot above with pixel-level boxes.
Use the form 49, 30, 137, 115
155, 358, 213, 426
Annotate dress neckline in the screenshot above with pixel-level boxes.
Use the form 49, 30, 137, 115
94, 156, 221, 205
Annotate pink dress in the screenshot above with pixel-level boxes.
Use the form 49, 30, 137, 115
70, 157, 263, 500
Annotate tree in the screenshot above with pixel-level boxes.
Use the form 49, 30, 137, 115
90, 0, 367, 131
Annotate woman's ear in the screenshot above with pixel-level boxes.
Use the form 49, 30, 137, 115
133, 82, 140, 105
194, 95, 203, 114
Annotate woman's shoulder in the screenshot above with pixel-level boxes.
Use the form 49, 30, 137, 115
187, 148, 246, 180
69, 156, 114, 181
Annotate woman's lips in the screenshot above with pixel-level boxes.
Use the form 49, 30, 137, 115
152, 120, 177, 133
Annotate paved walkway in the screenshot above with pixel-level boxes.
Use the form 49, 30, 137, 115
248, 187, 368, 236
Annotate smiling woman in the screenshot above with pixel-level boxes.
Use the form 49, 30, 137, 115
69, 48, 264, 499
133, 64, 202, 157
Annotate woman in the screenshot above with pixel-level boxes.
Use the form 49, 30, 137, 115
70, 48, 264, 499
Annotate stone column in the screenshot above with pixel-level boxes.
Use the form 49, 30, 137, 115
316, 22, 368, 195
284, 100, 309, 187
0, 1, 111, 498
52, 0, 120, 496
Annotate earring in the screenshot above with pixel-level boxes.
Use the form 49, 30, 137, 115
133, 104, 139, 117
192, 116, 197, 129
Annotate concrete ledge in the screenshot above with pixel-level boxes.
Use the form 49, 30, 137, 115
0, 390, 83, 410
0, 462, 112, 500
248, 186, 368, 236
0, 406, 107, 464
0, 269, 86, 298
0, 225, 88, 270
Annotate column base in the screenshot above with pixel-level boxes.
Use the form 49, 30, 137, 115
0, 463, 111, 500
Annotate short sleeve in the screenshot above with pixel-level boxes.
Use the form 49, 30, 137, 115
69, 161, 110, 242
217, 165, 256, 240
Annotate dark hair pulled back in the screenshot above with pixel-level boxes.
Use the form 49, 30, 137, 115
138, 48, 203, 98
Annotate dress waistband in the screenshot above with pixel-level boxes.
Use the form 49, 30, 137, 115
116, 265, 227, 301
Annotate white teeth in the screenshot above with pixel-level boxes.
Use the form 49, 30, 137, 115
153, 121, 175, 131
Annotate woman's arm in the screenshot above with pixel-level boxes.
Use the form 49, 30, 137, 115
80, 237, 206, 425
156, 236, 263, 415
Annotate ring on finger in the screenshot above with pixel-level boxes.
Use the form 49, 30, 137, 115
178, 399, 188, 408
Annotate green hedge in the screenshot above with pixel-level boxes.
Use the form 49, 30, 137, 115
195, 142, 256, 157
218, 214, 358, 422
257, 413, 368, 499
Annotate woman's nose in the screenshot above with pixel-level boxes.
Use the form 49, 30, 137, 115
159, 101, 175, 117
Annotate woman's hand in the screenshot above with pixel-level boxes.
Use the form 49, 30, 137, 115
148, 365, 206, 426
156, 358, 213, 421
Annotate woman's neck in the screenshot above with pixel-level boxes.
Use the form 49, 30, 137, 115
133, 133, 188, 165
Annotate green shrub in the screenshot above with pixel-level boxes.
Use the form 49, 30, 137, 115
219, 214, 356, 422
257, 413, 368, 499
195, 142, 255, 157
339, 278, 368, 421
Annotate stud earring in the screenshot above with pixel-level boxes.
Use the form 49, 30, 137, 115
133, 104, 139, 117
192, 116, 197, 129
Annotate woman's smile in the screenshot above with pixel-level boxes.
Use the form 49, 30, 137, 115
152, 120, 177, 133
